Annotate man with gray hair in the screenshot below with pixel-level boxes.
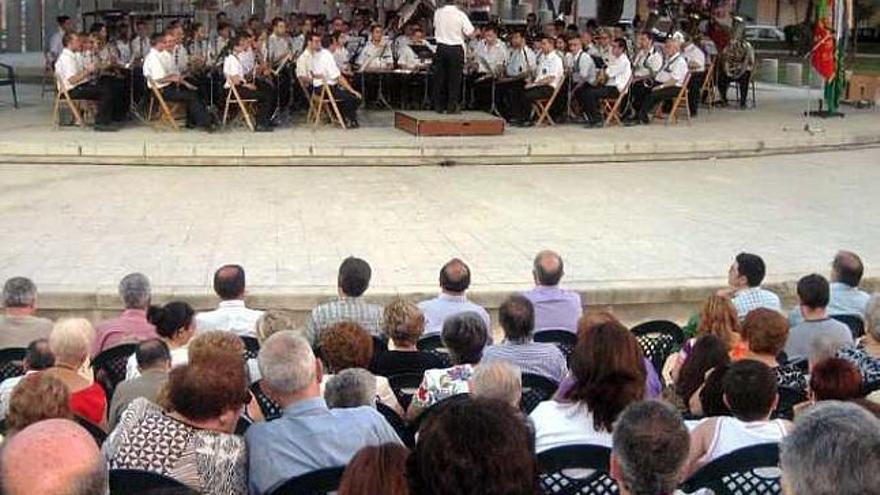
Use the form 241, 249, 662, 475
324, 368, 377, 409
0, 276, 54, 348
780, 401, 880, 495
92, 273, 157, 356
610, 400, 690, 495
790, 250, 871, 326
522, 250, 583, 333
245, 331, 402, 494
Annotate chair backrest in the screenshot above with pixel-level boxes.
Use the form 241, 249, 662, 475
416, 334, 445, 352
0, 347, 27, 382
387, 372, 425, 411
375, 401, 415, 448
250, 380, 283, 421
631, 320, 685, 375
241, 336, 261, 360
533, 329, 578, 365
109, 469, 197, 495
680, 443, 781, 495
269, 466, 346, 495
520, 373, 559, 414
831, 314, 865, 339
74, 415, 107, 446
91, 343, 139, 399
774, 385, 807, 420
537, 444, 618, 495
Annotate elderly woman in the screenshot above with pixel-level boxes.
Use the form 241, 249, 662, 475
371, 298, 446, 377
325, 368, 378, 409
5, 373, 72, 435
739, 308, 807, 391
470, 360, 522, 408
407, 312, 488, 421
43, 318, 107, 429
125, 301, 196, 379
103, 348, 250, 494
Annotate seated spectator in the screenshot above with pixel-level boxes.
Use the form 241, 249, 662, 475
0, 419, 108, 495
521, 250, 582, 333
837, 294, 880, 386
483, 294, 568, 383
325, 368, 378, 409
684, 360, 792, 477
781, 401, 880, 495
371, 298, 446, 377
338, 443, 410, 495
5, 373, 72, 435
470, 360, 522, 408
92, 273, 157, 356
246, 332, 401, 494
408, 397, 537, 495
0, 338, 54, 421
104, 352, 250, 494
0, 277, 53, 348
419, 258, 491, 337
306, 257, 384, 345
44, 318, 107, 429
671, 295, 744, 382
803, 358, 863, 406
196, 264, 263, 337
610, 400, 690, 495
674, 335, 731, 414
785, 274, 853, 361
125, 301, 195, 379
740, 308, 807, 390
188, 328, 246, 362
790, 250, 871, 326
109, 339, 171, 430
320, 321, 403, 415
693, 363, 732, 418
719, 252, 781, 320
408, 312, 488, 420
249, 309, 297, 382
530, 320, 646, 453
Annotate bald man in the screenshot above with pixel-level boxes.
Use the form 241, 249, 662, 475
789, 250, 870, 326
418, 258, 492, 338
0, 419, 107, 495
196, 263, 264, 337
522, 250, 583, 333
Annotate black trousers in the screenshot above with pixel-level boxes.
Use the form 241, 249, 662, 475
433, 43, 464, 112
237, 81, 277, 127
636, 85, 682, 122
687, 72, 705, 116
717, 70, 751, 106
505, 84, 554, 122
313, 85, 360, 124
69, 79, 125, 125
162, 85, 213, 128
580, 85, 619, 123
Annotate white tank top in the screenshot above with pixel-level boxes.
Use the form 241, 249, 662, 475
702, 416, 788, 463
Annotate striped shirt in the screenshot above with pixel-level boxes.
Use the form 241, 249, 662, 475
482, 340, 568, 383
732, 287, 782, 320
305, 297, 383, 346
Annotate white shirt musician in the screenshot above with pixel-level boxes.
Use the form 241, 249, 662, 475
632, 33, 663, 80
303, 33, 361, 127
223, 36, 276, 131
567, 40, 597, 87
475, 32, 508, 76
505, 36, 536, 79
357, 27, 393, 71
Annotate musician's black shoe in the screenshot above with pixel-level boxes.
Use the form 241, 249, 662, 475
585, 120, 604, 129
436, 109, 447, 114
347, 119, 360, 129
94, 124, 119, 132
448, 105, 461, 115
623, 118, 640, 127
255, 124, 274, 132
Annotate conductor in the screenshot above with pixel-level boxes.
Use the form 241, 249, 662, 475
432, 0, 475, 114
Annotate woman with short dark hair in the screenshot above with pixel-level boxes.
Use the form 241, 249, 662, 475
125, 301, 196, 379
338, 443, 410, 495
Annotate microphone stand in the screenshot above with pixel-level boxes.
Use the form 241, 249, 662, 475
784, 32, 833, 135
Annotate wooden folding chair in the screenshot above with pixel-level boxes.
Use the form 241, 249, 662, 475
52, 75, 89, 128
699, 58, 717, 110
600, 77, 631, 127
531, 75, 566, 126
222, 81, 257, 131
299, 77, 320, 124
311, 81, 347, 129
656, 73, 692, 125
41, 53, 57, 100
146, 79, 183, 131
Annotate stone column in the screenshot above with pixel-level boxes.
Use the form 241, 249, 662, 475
758, 58, 778, 84
785, 62, 803, 86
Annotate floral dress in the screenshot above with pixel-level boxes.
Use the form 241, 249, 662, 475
410, 364, 475, 411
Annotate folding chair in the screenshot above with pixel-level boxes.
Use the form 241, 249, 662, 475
699, 58, 717, 110
146, 78, 183, 131
531, 76, 566, 126
600, 77, 631, 126
732, 72, 758, 109
52, 74, 89, 128
0, 63, 18, 108
298, 77, 319, 123
41, 53, 56, 100
222, 80, 257, 131
311, 81, 347, 129
656, 73, 692, 125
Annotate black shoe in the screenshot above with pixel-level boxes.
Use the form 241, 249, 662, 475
739, 102, 747, 110
521, 120, 535, 127
347, 119, 360, 129
436, 109, 447, 114
205, 123, 218, 133
448, 106, 461, 115
592, 121, 605, 129
94, 124, 118, 132
255, 124, 274, 132
623, 119, 640, 127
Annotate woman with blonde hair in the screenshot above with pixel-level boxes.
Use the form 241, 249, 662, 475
666, 295, 745, 384
372, 298, 446, 377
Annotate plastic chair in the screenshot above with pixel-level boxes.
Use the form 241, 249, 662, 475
388, 372, 425, 411
774, 385, 807, 421
241, 336, 261, 360
410, 393, 470, 434
376, 401, 415, 448
537, 444, 618, 495
416, 334, 446, 353
250, 380, 283, 421
831, 314, 865, 340
91, 343, 138, 401
533, 329, 578, 364
109, 469, 197, 495
630, 320, 685, 376
0, 347, 26, 382
521, 373, 559, 414
269, 466, 346, 495
0, 63, 18, 108
680, 443, 781, 495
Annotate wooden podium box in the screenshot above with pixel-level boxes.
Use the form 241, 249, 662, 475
394, 111, 505, 137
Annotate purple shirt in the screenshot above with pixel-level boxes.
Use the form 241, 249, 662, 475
522, 286, 583, 333
556, 357, 663, 400
93, 309, 158, 357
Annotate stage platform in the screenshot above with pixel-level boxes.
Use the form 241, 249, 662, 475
394, 111, 505, 137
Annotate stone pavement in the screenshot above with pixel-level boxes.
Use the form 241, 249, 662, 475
1, 148, 878, 328
0, 82, 878, 166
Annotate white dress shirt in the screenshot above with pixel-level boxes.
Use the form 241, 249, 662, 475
223, 53, 245, 88
265, 34, 293, 66
295, 49, 314, 79
535, 51, 564, 89
568, 49, 597, 86
683, 43, 706, 73
115, 40, 133, 65
656, 53, 689, 87
433, 5, 474, 46
48, 30, 64, 61
475, 39, 508, 74
357, 41, 392, 70
195, 299, 263, 337
55, 48, 86, 91
310, 49, 341, 87
172, 44, 189, 74
396, 44, 420, 70
331, 46, 351, 72
131, 35, 151, 62
605, 53, 632, 92
142, 48, 171, 88
506, 46, 536, 78
633, 47, 663, 79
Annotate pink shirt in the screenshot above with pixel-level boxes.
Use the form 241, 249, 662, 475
92, 309, 158, 357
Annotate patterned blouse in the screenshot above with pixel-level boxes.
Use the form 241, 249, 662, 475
775, 363, 807, 391
411, 364, 475, 411
838, 345, 880, 386
103, 398, 248, 495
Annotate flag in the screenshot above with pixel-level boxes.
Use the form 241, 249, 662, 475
811, 0, 836, 80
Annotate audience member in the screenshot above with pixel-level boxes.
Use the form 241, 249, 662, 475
246, 332, 401, 494
325, 367, 378, 408
92, 273, 157, 356
256, 309, 296, 342
419, 258, 491, 336
196, 264, 263, 337
610, 400, 690, 495
694, 363, 732, 418
320, 321, 403, 414
688, 295, 744, 361
109, 339, 171, 430
720, 252, 781, 319
408, 397, 538, 495
187, 328, 246, 362
0, 338, 54, 420
125, 301, 195, 379
371, 298, 447, 377
44, 318, 107, 429
104, 352, 250, 494
530, 320, 646, 453
306, 256, 384, 345
780, 401, 880, 495
684, 360, 791, 477
470, 360, 522, 408
5, 373, 72, 435
837, 293, 880, 386
785, 274, 854, 361
521, 250, 582, 333
338, 443, 411, 495
0, 419, 108, 495
0, 277, 53, 348
674, 335, 731, 413
482, 294, 568, 383
790, 250, 870, 326
740, 308, 806, 390
408, 312, 488, 420
807, 357, 863, 402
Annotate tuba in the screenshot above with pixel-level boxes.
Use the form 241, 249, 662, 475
722, 16, 750, 79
